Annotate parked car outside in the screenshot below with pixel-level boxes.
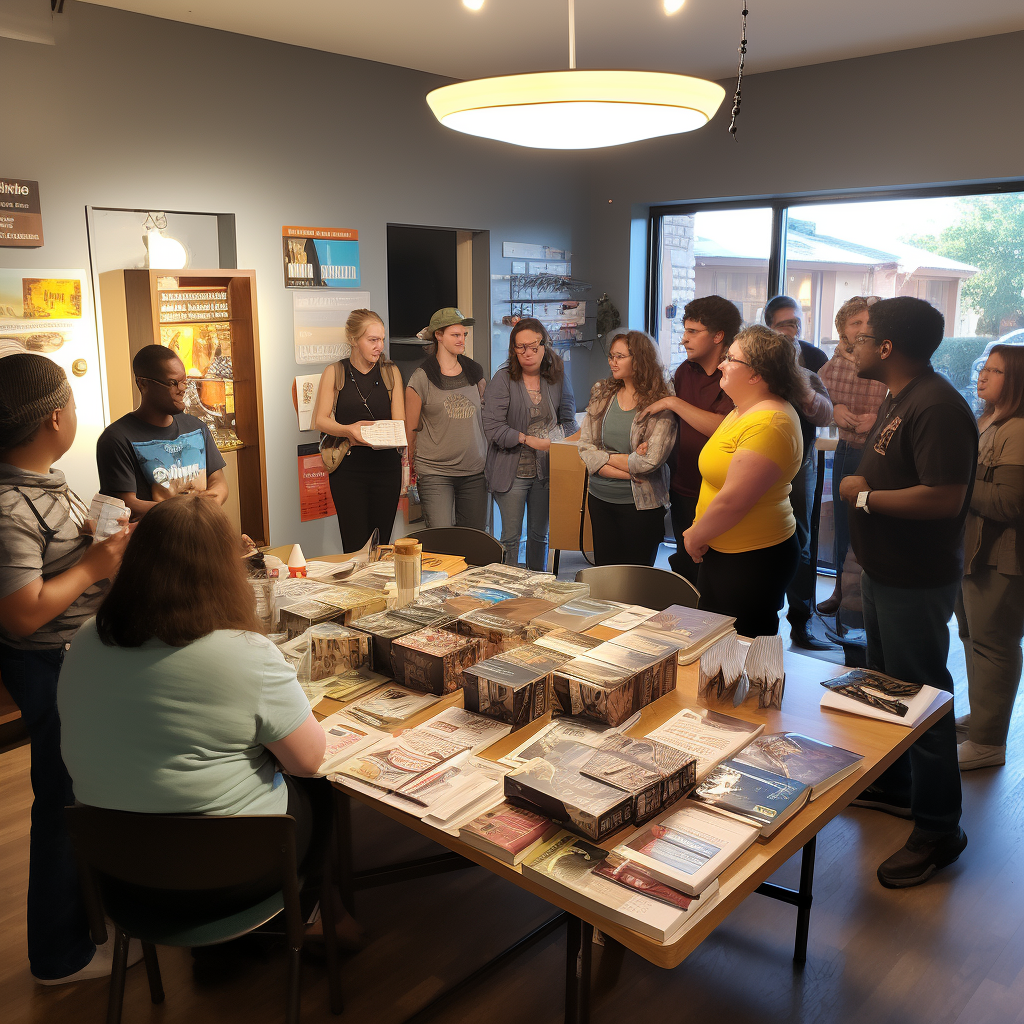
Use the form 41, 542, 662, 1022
968, 329, 1024, 412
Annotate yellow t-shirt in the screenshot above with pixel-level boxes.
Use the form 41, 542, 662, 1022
694, 405, 803, 553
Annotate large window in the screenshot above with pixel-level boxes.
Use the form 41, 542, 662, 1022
653, 187, 1024, 403
651, 185, 1024, 575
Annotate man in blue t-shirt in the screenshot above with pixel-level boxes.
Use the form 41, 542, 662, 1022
96, 345, 228, 520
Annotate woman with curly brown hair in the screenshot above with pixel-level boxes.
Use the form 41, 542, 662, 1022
578, 330, 677, 566
482, 319, 576, 569
684, 325, 811, 635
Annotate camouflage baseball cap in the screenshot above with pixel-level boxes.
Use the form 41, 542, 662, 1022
416, 307, 475, 341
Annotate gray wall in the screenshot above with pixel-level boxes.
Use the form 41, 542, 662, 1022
574, 30, 1024, 389
0, 1, 588, 552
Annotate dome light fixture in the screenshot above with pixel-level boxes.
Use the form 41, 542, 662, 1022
427, 0, 724, 150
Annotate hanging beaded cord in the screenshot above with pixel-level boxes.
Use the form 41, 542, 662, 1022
728, 4, 749, 139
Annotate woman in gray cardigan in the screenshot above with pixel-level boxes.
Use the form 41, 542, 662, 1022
482, 320, 576, 569
955, 344, 1024, 771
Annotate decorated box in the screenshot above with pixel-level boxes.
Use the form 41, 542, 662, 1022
390, 627, 484, 695
308, 622, 372, 680
460, 656, 550, 730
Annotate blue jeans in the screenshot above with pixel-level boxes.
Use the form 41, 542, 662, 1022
831, 440, 863, 576
416, 472, 488, 531
494, 475, 549, 571
785, 455, 816, 628
861, 574, 962, 834
0, 643, 95, 980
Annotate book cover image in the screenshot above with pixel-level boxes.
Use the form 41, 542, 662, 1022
22, 278, 82, 319
694, 761, 808, 827
734, 733, 863, 787
525, 831, 608, 885
283, 227, 360, 288
592, 854, 696, 911
343, 685, 438, 727
638, 606, 735, 648
131, 427, 208, 499
621, 823, 721, 878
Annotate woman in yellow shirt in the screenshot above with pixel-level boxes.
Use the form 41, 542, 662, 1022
684, 325, 812, 636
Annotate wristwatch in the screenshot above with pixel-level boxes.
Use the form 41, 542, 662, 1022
856, 490, 871, 514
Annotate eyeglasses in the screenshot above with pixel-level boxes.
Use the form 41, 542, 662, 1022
608, 352, 631, 363
514, 344, 542, 356
138, 375, 188, 391
721, 355, 751, 367
853, 334, 878, 346
978, 367, 1005, 377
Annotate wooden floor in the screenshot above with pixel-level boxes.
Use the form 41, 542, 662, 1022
3, 585, 1022, 1024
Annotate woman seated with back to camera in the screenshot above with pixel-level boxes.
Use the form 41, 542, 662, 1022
482, 318, 576, 570
682, 325, 809, 637
57, 496, 350, 935
578, 330, 677, 566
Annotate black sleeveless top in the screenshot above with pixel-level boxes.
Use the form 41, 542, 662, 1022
333, 358, 401, 468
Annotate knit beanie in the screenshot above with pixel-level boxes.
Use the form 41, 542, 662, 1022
0, 353, 72, 450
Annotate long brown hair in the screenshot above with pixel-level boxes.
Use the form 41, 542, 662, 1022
592, 330, 669, 411
96, 496, 262, 647
984, 344, 1024, 423
736, 325, 813, 409
507, 318, 564, 384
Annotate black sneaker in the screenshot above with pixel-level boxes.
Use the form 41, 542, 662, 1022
877, 826, 968, 889
850, 784, 913, 819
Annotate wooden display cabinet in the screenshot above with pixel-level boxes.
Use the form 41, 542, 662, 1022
98, 268, 270, 545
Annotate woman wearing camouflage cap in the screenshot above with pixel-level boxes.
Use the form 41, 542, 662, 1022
0, 354, 133, 984
406, 308, 489, 530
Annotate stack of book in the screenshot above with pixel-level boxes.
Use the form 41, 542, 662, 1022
278, 583, 388, 637
349, 606, 455, 675
635, 605, 737, 664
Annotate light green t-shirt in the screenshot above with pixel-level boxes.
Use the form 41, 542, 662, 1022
587, 395, 637, 505
58, 620, 312, 816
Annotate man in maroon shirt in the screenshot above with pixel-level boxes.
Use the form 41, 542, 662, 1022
642, 295, 739, 582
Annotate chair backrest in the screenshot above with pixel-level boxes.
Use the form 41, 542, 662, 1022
574, 564, 700, 610
407, 526, 505, 566
65, 806, 298, 893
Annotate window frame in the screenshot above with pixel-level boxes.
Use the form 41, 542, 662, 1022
647, 178, 1024, 340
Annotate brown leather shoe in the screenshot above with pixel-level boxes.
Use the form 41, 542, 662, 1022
816, 586, 842, 615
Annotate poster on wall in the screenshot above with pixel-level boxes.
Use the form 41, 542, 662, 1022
0, 268, 104, 496
297, 442, 337, 522
0, 178, 43, 247
293, 289, 371, 365
293, 374, 321, 431
283, 226, 360, 288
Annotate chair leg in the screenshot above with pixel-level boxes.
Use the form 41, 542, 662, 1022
106, 928, 131, 1024
286, 947, 302, 1024
142, 942, 164, 1003
319, 863, 345, 1014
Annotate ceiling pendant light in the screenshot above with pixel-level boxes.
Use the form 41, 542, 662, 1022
426, 0, 725, 150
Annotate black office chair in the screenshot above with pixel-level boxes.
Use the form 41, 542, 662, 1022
65, 806, 342, 1024
407, 526, 505, 566
574, 564, 700, 610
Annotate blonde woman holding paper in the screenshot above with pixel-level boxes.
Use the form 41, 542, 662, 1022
313, 309, 405, 550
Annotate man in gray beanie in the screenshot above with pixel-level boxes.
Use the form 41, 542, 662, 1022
0, 354, 137, 984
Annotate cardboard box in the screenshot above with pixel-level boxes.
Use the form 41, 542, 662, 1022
349, 609, 436, 675
390, 627, 484, 695
550, 644, 677, 726
308, 622, 372, 680
504, 740, 634, 840
278, 584, 386, 637
460, 657, 551, 730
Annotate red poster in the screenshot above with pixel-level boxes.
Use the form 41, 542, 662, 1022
298, 448, 336, 522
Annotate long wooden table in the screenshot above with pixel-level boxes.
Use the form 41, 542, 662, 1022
328, 647, 951, 1023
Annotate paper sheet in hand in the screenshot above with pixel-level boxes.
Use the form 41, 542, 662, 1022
360, 420, 408, 448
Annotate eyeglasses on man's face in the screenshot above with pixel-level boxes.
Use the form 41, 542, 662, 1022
853, 334, 878, 347
138, 375, 188, 392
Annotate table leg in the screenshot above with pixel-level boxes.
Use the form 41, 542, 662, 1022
793, 834, 817, 965
564, 915, 593, 1024
334, 790, 355, 916
552, 549, 561, 576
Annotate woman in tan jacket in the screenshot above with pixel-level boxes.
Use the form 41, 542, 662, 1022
955, 344, 1024, 770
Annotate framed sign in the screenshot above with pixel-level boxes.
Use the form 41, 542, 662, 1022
0, 178, 42, 248
293, 289, 371, 365
283, 226, 360, 288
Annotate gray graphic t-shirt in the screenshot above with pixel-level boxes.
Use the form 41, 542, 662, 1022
408, 367, 487, 477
